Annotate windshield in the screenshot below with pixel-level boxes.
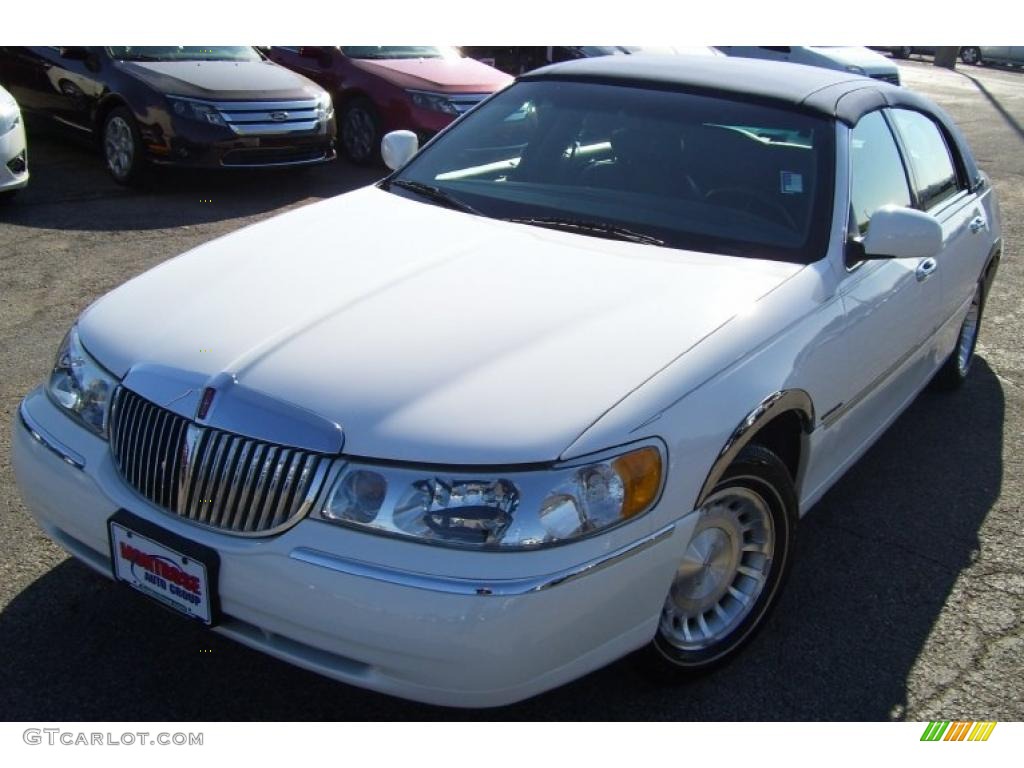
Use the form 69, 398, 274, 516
107, 46, 261, 62
390, 80, 835, 263
340, 46, 460, 60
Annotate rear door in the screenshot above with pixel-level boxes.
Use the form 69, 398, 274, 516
889, 108, 991, 332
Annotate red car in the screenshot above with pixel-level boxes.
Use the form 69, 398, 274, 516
267, 46, 512, 164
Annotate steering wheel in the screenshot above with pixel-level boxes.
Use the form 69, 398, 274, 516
704, 187, 799, 232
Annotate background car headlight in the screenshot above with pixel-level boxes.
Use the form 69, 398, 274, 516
315, 445, 662, 549
47, 326, 117, 438
168, 97, 227, 127
407, 90, 459, 116
0, 94, 21, 136
315, 91, 334, 121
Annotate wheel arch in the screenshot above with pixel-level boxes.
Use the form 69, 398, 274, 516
694, 389, 814, 507
92, 94, 131, 142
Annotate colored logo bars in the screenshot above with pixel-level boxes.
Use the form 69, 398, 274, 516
921, 721, 997, 741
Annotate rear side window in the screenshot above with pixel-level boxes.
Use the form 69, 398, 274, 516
891, 109, 961, 210
849, 111, 911, 236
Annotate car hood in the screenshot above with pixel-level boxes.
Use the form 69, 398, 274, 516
116, 59, 323, 101
79, 187, 801, 464
808, 46, 897, 73
351, 56, 512, 93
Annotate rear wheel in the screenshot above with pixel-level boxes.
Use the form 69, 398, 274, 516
339, 98, 381, 165
647, 444, 797, 674
933, 281, 984, 391
894, 47, 913, 59
960, 47, 982, 65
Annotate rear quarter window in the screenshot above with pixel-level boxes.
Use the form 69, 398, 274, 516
891, 108, 962, 210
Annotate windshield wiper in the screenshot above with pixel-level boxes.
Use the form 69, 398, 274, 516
503, 216, 666, 246
388, 179, 481, 215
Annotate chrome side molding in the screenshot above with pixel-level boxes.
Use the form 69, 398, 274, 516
290, 522, 677, 597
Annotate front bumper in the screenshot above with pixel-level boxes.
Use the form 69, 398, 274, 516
0, 121, 29, 191
143, 117, 336, 169
12, 388, 697, 707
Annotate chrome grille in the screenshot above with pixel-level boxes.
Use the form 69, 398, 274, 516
210, 99, 323, 136
110, 387, 330, 535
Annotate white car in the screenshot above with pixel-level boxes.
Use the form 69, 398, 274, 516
717, 46, 902, 85
12, 56, 1001, 707
0, 84, 28, 198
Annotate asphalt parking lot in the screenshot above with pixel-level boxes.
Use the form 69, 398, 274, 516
1, 58, 1022, 721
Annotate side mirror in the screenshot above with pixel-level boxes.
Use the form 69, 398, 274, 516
59, 46, 90, 61
381, 130, 419, 171
861, 206, 943, 260
298, 47, 331, 66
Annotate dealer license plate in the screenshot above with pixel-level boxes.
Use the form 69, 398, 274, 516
109, 515, 216, 625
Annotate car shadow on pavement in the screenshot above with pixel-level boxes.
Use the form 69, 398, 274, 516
0, 131, 385, 231
0, 360, 1004, 721
956, 72, 1024, 144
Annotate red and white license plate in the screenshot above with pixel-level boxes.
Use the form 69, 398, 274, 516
110, 520, 214, 625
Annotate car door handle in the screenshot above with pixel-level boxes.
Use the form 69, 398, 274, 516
969, 216, 986, 233
916, 257, 938, 282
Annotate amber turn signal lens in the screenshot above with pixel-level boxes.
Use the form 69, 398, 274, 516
613, 447, 662, 519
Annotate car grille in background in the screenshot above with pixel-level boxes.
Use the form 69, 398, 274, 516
448, 93, 490, 114
213, 99, 322, 136
109, 387, 330, 536
870, 73, 901, 86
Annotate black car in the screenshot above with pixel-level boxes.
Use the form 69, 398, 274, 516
0, 46, 336, 184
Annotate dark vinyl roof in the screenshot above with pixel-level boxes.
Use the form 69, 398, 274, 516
519, 54, 980, 184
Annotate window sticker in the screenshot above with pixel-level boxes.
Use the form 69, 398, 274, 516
780, 171, 804, 194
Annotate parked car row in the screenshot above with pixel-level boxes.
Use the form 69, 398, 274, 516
0, 44, 904, 191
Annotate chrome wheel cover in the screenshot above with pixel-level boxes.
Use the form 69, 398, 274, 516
104, 116, 134, 179
957, 287, 982, 376
342, 107, 375, 160
660, 486, 775, 651
962, 48, 979, 64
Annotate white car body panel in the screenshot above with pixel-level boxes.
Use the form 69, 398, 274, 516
0, 84, 29, 192
717, 46, 900, 81
78, 186, 800, 465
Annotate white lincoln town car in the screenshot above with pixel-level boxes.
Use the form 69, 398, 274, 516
12, 56, 1001, 707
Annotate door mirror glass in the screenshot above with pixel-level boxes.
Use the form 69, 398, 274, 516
861, 206, 943, 260
382, 130, 419, 170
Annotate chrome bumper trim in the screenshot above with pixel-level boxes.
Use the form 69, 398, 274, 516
19, 399, 86, 469
290, 522, 676, 596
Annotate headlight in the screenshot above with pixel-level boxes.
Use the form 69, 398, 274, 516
47, 326, 117, 438
168, 97, 227, 127
407, 90, 459, 116
0, 95, 20, 136
844, 65, 867, 75
315, 91, 334, 121
316, 444, 663, 549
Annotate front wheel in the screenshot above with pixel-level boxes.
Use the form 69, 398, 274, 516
960, 47, 982, 65
102, 106, 147, 186
647, 443, 797, 673
339, 98, 381, 165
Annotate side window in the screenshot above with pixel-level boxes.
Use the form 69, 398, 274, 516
849, 111, 912, 237
891, 108, 961, 210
